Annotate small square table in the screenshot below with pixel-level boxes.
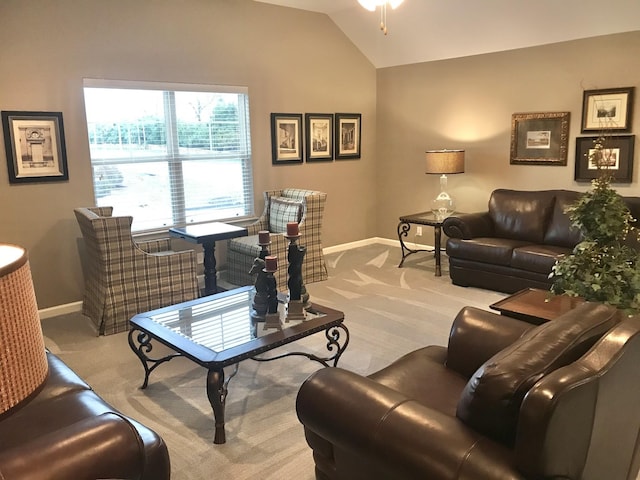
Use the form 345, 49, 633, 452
397, 211, 458, 276
489, 288, 586, 324
170, 222, 248, 295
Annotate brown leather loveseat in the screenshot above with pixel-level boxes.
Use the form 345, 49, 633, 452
442, 189, 640, 293
296, 303, 640, 480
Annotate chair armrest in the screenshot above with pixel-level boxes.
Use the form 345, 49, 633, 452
297, 368, 519, 480
136, 238, 171, 253
446, 307, 534, 377
443, 212, 494, 239
0, 413, 169, 480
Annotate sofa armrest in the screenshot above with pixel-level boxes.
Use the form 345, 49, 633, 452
0, 412, 169, 480
297, 368, 519, 480
443, 212, 494, 239
446, 307, 534, 377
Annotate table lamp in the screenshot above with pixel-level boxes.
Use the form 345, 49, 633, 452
425, 149, 465, 220
0, 243, 48, 414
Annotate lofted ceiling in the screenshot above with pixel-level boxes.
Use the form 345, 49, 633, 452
254, 0, 640, 69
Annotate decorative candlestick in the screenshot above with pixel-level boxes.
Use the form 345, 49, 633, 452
263, 255, 281, 330
249, 257, 268, 324
285, 230, 308, 321
257, 230, 271, 259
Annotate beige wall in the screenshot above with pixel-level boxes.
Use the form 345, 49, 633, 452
376, 31, 640, 241
1, 0, 638, 310
0, 0, 377, 308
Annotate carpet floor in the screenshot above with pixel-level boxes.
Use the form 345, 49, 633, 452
42, 242, 505, 480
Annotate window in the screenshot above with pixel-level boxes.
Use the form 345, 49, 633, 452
83, 79, 253, 232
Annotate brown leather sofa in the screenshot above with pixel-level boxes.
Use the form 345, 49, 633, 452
0, 352, 170, 480
296, 303, 640, 480
442, 189, 640, 293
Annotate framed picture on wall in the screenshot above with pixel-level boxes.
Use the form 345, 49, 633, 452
581, 87, 634, 133
574, 135, 635, 183
305, 113, 333, 162
510, 111, 570, 165
1, 111, 69, 184
270, 113, 303, 164
335, 113, 361, 160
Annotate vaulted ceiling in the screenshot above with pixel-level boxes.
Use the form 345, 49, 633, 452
255, 0, 640, 68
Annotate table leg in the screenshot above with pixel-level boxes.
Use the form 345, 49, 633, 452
202, 240, 217, 296
434, 225, 442, 277
397, 221, 433, 268
206, 364, 239, 444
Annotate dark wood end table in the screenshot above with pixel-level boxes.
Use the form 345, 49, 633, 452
397, 211, 458, 276
489, 288, 586, 324
170, 222, 248, 295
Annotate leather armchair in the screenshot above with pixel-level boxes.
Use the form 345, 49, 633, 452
297, 303, 640, 480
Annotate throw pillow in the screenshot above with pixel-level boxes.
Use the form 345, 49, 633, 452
269, 196, 303, 233
456, 302, 618, 445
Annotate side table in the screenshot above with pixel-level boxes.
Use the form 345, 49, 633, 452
170, 222, 248, 296
397, 211, 456, 276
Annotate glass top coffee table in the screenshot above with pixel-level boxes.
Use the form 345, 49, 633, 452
128, 286, 348, 444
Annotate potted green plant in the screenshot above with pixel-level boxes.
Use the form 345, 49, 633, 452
550, 136, 640, 313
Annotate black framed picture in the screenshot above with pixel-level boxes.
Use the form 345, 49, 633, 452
270, 113, 303, 164
510, 111, 570, 165
305, 113, 333, 162
335, 113, 361, 160
574, 135, 635, 183
581, 87, 634, 133
2, 111, 69, 183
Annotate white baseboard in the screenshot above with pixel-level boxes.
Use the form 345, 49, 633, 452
42, 237, 434, 320
39, 301, 83, 320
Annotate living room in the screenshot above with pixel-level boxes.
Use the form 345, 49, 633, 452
2, 1, 640, 478
0, 0, 639, 312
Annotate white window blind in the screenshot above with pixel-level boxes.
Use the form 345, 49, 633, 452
82, 79, 254, 232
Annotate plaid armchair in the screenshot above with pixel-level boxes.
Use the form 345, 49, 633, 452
74, 207, 199, 335
223, 189, 328, 291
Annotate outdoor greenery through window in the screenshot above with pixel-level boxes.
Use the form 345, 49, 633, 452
83, 79, 254, 232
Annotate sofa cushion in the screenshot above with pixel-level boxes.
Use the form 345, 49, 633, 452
489, 190, 554, 244
543, 191, 583, 248
511, 244, 571, 274
456, 302, 618, 445
269, 197, 303, 233
446, 237, 529, 266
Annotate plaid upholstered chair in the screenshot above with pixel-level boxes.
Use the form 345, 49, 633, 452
223, 189, 328, 291
74, 207, 199, 335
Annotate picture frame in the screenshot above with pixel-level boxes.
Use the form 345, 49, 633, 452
2, 111, 69, 184
335, 113, 361, 160
574, 135, 635, 183
270, 113, 303, 164
581, 87, 634, 133
305, 113, 333, 162
510, 111, 570, 165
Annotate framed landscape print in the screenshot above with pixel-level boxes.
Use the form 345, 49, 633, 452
510, 112, 570, 165
305, 113, 333, 162
335, 113, 361, 160
581, 87, 634, 133
270, 113, 303, 164
574, 135, 635, 183
2, 111, 69, 183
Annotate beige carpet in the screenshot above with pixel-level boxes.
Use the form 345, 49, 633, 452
42, 243, 505, 480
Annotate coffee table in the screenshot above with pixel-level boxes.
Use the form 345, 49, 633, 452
489, 288, 586, 324
169, 222, 248, 295
128, 286, 348, 444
